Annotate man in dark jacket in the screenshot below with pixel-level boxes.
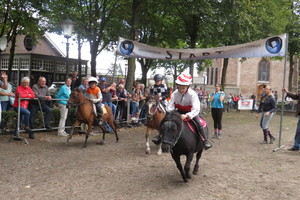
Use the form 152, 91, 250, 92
283, 88, 300, 151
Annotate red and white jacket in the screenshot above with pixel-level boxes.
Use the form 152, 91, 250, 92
166, 88, 200, 119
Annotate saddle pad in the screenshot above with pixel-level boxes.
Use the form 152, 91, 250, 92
92, 104, 107, 116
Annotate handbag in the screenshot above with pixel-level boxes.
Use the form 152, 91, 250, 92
9, 96, 15, 105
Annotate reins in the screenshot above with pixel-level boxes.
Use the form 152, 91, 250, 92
69, 92, 91, 107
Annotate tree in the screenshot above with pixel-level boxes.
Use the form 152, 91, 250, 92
0, 0, 44, 81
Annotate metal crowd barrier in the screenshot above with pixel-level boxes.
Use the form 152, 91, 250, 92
9, 97, 70, 144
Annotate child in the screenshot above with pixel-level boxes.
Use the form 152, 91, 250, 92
86, 77, 103, 125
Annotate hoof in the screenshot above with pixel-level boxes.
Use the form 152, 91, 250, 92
193, 171, 198, 175
145, 149, 150, 154
183, 178, 188, 183
96, 141, 105, 145
157, 151, 162, 156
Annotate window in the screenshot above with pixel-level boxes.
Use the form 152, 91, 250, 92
258, 60, 270, 82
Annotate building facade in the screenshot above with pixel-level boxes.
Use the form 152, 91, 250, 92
203, 57, 298, 101
0, 34, 88, 86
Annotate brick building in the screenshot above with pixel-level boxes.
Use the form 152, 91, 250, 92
0, 34, 88, 86
203, 57, 298, 101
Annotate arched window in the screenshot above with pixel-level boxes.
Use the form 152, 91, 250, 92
258, 60, 270, 82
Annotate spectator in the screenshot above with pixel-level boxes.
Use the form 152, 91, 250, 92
274, 90, 278, 103
71, 71, 81, 91
0, 74, 14, 112
55, 78, 72, 137
98, 77, 116, 116
29, 77, 52, 130
251, 93, 256, 112
77, 77, 89, 96
130, 83, 143, 121
13, 77, 35, 139
150, 74, 169, 107
283, 88, 300, 151
0, 71, 10, 122
210, 84, 225, 138
116, 84, 128, 122
256, 85, 276, 144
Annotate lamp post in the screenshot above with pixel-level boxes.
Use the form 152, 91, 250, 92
61, 19, 74, 77
0, 36, 7, 51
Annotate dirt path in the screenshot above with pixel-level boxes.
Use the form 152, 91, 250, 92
0, 111, 299, 200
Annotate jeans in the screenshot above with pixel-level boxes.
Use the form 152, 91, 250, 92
29, 104, 52, 128
1, 101, 11, 111
130, 101, 139, 118
14, 107, 31, 127
103, 101, 116, 117
293, 118, 300, 149
259, 112, 274, 130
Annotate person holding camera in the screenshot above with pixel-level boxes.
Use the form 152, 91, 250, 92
210, 84, 225, 138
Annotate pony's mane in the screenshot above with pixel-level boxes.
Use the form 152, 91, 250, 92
161, 111, 182, 130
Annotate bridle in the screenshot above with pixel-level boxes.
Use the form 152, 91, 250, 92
146, 98, 162, 120
161, 118, 184, 148
68, 91, 90, 107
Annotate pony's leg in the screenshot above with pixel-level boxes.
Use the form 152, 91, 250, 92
193, 149, 203, 175
171, 153, 187, 182
67, 120, 81, 143
184, 153, 194, 180
82, 122, 93, 148
145, 127, 151, 154
157, 143, 162, 156
108, 118, 119, 143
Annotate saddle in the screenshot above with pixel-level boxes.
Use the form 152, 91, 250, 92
92, 104, 107, 116
184, 116, 207, 141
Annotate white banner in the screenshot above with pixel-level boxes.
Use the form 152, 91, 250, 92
117, 34, 286, 60
238, 99, 254, 110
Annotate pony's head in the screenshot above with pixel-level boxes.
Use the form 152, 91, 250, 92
145, 95, 159, 120
68, 88, 85, 107
160, 111, 183, 153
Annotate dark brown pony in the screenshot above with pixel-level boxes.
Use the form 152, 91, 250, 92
67, 88, 119, 148
144, 95, 165, 155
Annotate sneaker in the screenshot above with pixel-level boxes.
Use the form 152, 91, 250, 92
45, 125, 53, 130
58, 132, 69, 137
269, 137, 276, 144
287, 147, 299, 151
260, 140, 268, 144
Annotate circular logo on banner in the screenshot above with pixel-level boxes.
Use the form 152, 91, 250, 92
265, 37, 282, 54
120, 40, 134, 55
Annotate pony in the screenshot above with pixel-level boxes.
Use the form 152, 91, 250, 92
67, 88, 119, 148
160, 111, 205, 182
144, 95, 165, 155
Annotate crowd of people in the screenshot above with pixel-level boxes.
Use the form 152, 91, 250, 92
0, 70, 300, 152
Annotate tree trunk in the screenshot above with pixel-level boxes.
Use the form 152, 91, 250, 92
90, 42, 98, 77
7, 34, 17, 82
221, 58, 229, 90
125, 0, 142, 91
288, 53, 294, 91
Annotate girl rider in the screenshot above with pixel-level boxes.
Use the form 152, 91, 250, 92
152, 73, 212, 150
86, 77, 103, 126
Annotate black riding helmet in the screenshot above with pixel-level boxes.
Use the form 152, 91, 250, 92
154, 74, 164, 82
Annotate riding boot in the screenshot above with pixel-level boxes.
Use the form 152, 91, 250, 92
260, 129, 268, 144
198, 125, 212, 150
25, 127, 35, 139
267, 129, 276, 144
152, 135, 161, 146
97, 114, 103, 125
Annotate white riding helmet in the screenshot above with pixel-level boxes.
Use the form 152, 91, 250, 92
88, 76, 98, 84
175, 73, 192, 86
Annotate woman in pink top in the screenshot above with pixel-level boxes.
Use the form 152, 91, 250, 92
13, 77, 35, 139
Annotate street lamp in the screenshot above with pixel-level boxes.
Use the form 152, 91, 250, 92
0, 36, 7, 51
61, 19, 74, 77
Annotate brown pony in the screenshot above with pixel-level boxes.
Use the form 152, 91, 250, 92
144, 95, 166, 155
67, 88, 119, 148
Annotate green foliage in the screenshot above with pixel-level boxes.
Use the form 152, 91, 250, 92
0, 107, 76, 134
